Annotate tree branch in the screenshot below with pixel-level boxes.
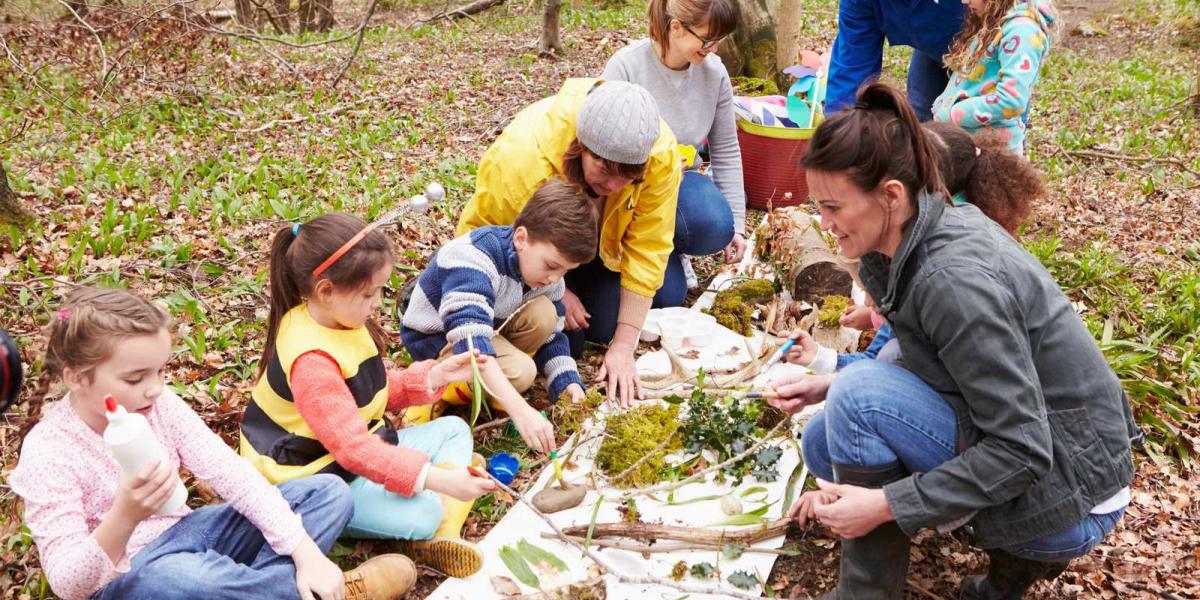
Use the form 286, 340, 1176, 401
331, 0, 380, 89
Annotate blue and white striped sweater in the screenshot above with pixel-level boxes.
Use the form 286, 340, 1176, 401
400, 226, 583, 399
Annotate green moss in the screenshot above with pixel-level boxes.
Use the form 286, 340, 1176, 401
595, 404, 682, 488
817, 295, 851, 328
552, 387, 605, 437
730, 76, 779, 96
704, 279, 777, 336
670, 560, 688, 581
743, 39, 778, 80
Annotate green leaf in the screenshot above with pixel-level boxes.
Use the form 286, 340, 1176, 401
662, 393, 686, 405
667, 493, 725, 506
584, 495, 604, 552
499, 545, 540, 588
689, 562, 716, 579
727, 570, 759, 590
467, 337, 484, 427
782, 457, 807, 512
517, 540, 567, 573
721, 542, 745, 560
740, 485, 769, 502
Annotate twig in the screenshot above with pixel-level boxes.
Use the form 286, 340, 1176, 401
542, 533, 800, 556
55, 0, 109, 92
906, 578, 948, 600
224, 95, 379, 133
330, 0, 380, 89
560, 518, 792, 546
414, 0, 506, 25
619, 419, 790, 500
1065, 149, 1200, 179
480, 471, 775, 600
472, 416, 511, 434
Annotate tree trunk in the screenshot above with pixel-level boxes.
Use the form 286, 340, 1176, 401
234, 0, 260, 29
298, 0, 335, 33
538, 0, 563, 57
0, 162, 34, 226
715, 0, 776, 81
272, 0, 293, 34
1191, 60, 1200, 118
775, 0, 802, 76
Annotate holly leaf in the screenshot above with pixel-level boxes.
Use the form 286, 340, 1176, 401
755, 445, 783, 467
722, 542, 745, 560
728, 570, 760, 590
690, 561, 717, 579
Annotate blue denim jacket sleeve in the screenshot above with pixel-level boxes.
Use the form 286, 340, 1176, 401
826, 0, 885, 114
836, 322, 895, 369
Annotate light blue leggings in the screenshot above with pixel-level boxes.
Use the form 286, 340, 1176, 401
343, 416, 474, 540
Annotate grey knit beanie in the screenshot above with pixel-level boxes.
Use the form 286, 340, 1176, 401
575, 81, 661, 165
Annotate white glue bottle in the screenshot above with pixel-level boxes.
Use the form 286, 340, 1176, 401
103, 395, 188, 516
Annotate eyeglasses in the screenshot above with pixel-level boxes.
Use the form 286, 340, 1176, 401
680, 22, 723, 50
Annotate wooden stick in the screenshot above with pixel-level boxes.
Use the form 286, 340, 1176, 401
542, 533, 799, 556
561, 518, 791, 546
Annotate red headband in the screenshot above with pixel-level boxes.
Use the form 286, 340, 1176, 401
312, 224, 378, 277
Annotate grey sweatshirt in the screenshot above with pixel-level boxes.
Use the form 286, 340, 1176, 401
602, 39, 747, 234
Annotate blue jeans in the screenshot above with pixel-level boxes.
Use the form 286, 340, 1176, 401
801, 360, 1124, 563
907, 50, 951, 122
343, 416, 474, 540
566, 171, 734, 349
92, 475, 353, 600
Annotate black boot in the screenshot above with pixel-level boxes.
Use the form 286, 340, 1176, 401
960, 549, 1070, 600
817, 461, 911, 600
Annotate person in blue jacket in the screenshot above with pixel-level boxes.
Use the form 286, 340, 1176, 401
826, 0, 965, 121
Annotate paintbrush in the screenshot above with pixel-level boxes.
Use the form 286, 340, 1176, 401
762, 336, 797, 371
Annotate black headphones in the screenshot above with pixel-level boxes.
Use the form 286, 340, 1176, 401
1, 328, 22, 413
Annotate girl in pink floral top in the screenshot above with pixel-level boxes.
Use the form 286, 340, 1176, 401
9, 287, 411, 600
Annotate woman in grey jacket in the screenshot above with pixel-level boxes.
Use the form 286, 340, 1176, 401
768, 83, 1138, 600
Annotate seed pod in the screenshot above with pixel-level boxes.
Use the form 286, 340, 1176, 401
720, 495, 743, 516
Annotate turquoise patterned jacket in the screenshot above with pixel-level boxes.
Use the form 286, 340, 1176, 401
932, 0, 1057, 154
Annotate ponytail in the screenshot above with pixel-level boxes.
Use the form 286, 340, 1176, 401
923, 121, 1042, 235
802, 82, 947, 204
260, 213, 394, 377
262, 225, 304, 377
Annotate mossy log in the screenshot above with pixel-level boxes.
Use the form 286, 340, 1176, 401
754, 207, 855, 304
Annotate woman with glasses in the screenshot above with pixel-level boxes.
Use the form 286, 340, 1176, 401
601, 0, 745, 275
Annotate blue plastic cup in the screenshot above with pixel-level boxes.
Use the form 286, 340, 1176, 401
488, 452, 520, 486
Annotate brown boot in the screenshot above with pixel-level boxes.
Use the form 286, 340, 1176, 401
343, 554, 417, 600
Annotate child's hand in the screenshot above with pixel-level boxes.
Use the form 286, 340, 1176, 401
783, 329, 819, 366
511, 406, 557, 454
111, 459, 177, 525
429, 349, 490, 390
839, 303, 875, 330
292, 537, 345, 600
425, 465, 498, 501
563, 383, 586, 403
786, 487, 840, 528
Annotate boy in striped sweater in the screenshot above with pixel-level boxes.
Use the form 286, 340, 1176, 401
401, 179, 597, 452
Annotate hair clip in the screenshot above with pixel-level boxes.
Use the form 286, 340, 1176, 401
57, 308, 70, 322
853, 99, 872, 110
292, 223, 301, 237
975, 146, 982, 157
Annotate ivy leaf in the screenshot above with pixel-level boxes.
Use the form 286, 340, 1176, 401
728, 570, 760, 590
499, 545, 539, 588
690, 561, 717, 579
722, 542, 745, 560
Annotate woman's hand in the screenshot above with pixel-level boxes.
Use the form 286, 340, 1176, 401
767, 372, 835, 414
291, 537, 345, 600
428, 349, 489, 390
783, 328, 819, 366
510, 406, 557, 454
111, 459, 177, 525
424, 465, 498, 501
839, 303, 876, 330
596, 344, 642, 409
786, 489, 840, 527
724, 233, 748, 264
562, 288, 590, 331
811, 479, 895, 539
